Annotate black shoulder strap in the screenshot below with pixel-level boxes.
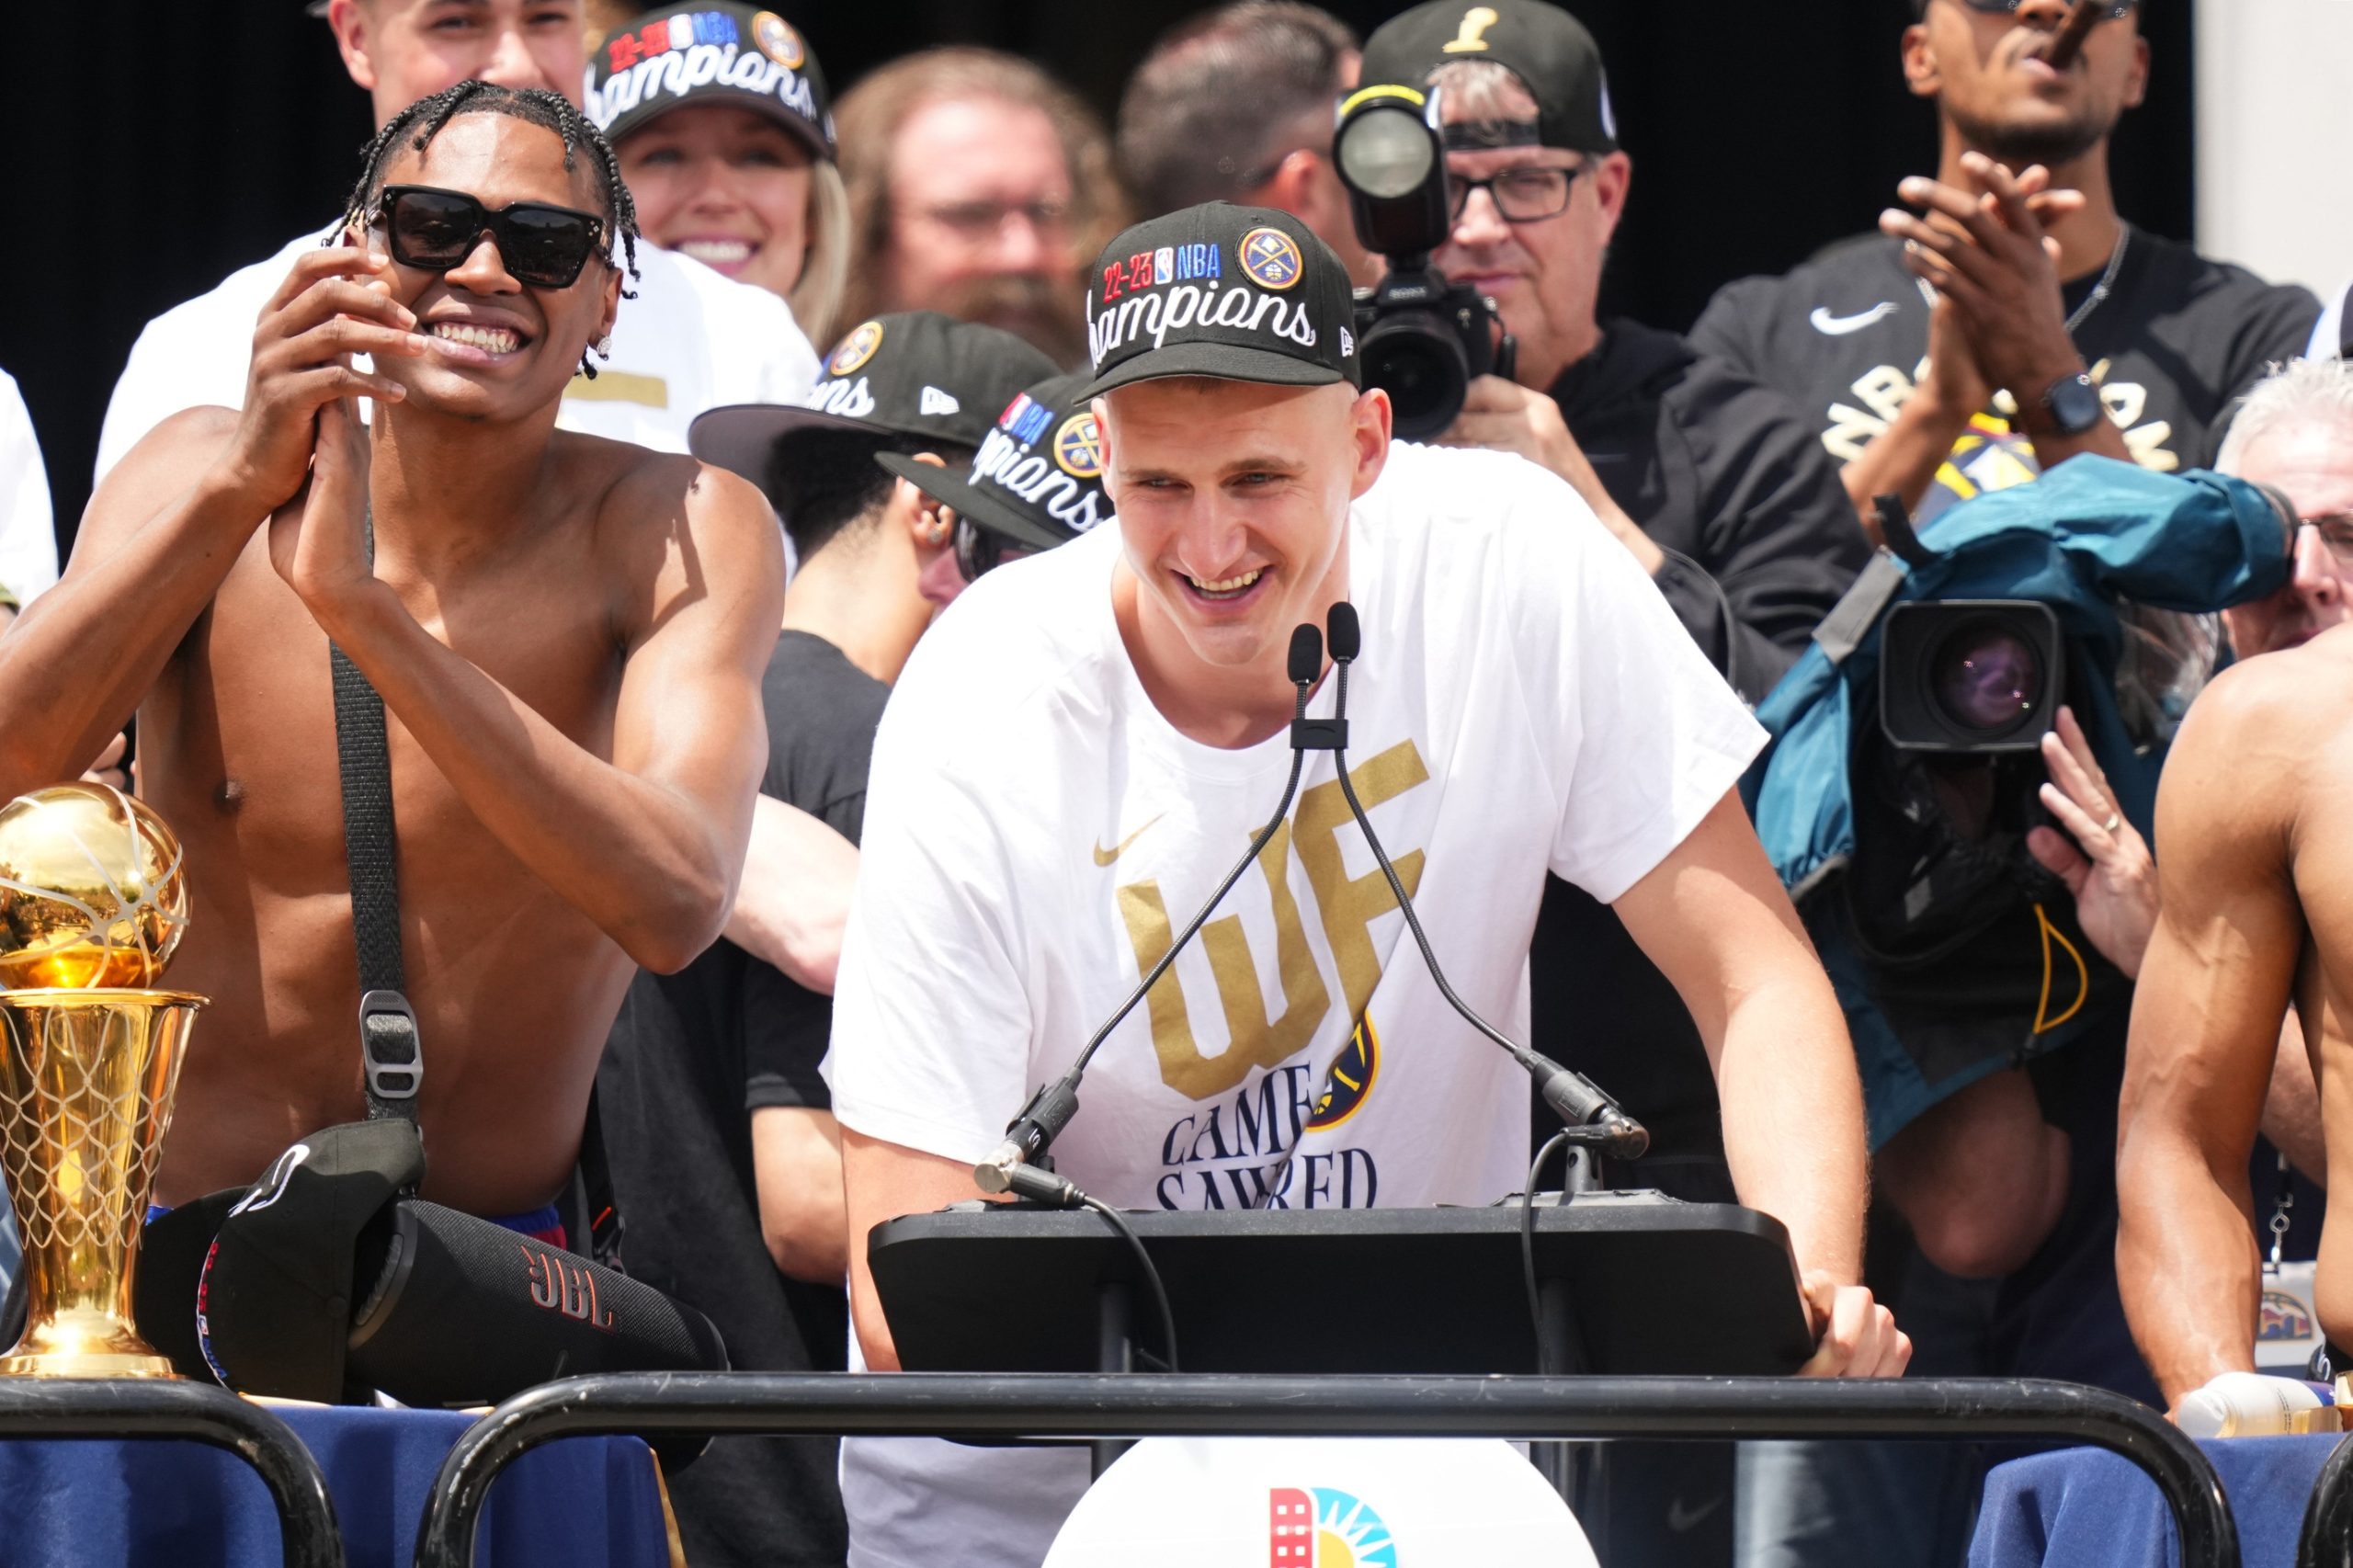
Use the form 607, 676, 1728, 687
329, 507, 422, 1125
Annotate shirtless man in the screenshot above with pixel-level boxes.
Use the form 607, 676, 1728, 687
0, 82, 782, 1221
2118, 358, 2353, 1408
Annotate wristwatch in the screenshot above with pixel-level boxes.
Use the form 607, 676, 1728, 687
2035, 371, 2103, 438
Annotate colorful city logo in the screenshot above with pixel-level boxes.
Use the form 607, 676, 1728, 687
2261, 1288, 2315, 1343
1307, 1017, 1379, 1131
750, 10, 804, 67
1053, 411, 1104, 479
1269, 1487, 1399, 1567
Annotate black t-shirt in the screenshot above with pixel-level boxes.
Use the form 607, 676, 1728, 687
1689, 227, 2320, 518
1528, 321, 1870, 1196
597, 631, 887, 1568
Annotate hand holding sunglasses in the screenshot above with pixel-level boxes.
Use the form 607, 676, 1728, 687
368, 184, 612, 290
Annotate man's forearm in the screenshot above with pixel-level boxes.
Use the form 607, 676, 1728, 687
722, 794, 858, 993
323, 586, 748, 972
2119, 1126, 2261, 1407
1713, 977, 1869, 1284
1840, 394, 1972, 538
0, 469, 256, 796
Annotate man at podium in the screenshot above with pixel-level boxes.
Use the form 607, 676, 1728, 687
827, 202, 1907, 1568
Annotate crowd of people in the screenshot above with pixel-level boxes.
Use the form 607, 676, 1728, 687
0, 1, 2343, 1566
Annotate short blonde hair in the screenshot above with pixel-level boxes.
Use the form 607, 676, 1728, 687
790, 160, 852, 347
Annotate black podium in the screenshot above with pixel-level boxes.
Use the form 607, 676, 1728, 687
871, 1189, 1814, 1381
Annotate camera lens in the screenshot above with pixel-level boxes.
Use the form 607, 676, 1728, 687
1928, 622, 2042, 735
1336, 105, 1436, 200
1362, 313, 1470, 441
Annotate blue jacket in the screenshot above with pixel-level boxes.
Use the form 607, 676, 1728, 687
1745, 457, 2289, 1146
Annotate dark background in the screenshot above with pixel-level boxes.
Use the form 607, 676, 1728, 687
0, 1, 2195, 555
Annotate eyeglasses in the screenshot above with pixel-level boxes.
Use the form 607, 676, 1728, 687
953, 515, 1033, 584
1950, 0, 2138, 19
910, 199, 1074, 247
369, 185, 608, 290
1446, 165, 1583, 225
2299, 516, 2353, 564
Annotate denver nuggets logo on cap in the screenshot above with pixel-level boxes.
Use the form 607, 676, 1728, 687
826, 320, 884, 376
752, 11, 805, 68
1238, 227, 1305, 291
1052, 412, 1103, 479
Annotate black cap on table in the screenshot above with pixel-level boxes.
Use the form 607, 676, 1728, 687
879, 372, 1112, 553
1358, 0, 1620, 155
585, 2, 836, 161
1077, 203, 1361, 400
689, 312, 1059, 487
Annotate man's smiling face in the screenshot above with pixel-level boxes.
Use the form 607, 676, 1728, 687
1098, 377, 1386, 677
358, 110, 621, 422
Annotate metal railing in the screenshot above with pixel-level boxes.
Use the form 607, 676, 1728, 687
2298, 1432, 2353, 1567
415, 1372, 2233, 1568
0, 1377, 343, 1568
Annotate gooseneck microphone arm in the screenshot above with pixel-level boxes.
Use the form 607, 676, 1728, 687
1320, 603, 1649, 1160
973, 624, 1333, 1198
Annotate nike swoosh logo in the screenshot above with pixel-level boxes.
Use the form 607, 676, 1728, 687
1093, 814, 1165, 867
1810, 302, 1898, 336
1665, 1494, 1725, 1532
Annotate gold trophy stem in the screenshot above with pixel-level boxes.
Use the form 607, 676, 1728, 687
0, 988, 204, 1378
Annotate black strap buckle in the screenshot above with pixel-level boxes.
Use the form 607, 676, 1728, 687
358, 989, 422, 1102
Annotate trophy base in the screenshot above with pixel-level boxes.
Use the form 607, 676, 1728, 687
0, 1348, 176, 1379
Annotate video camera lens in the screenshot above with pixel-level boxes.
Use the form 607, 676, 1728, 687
1360, 314, 1472, 437
1929, 622, 2042, 737
1878, 599, 2063, 753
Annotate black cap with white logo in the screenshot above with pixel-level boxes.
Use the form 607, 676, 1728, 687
689, 312, 1059, 485
1358, 0, 1620, 155
585, 3, 836, 161
1077, 203, 1360, 400
877, 373, 1111, 553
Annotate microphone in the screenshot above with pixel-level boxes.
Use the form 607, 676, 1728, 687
1320, 602, 1649, 1161
974, 622, 1335, 1197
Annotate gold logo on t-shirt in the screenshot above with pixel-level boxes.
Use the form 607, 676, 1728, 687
1093, 814, 1164, 867
1117, 741, 1429, 1099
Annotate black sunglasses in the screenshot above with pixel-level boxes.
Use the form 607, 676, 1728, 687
1950, 0, 2137, 18
369, 185, 608, 290
953, 515, 1032, 584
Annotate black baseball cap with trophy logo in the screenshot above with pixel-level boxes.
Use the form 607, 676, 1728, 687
1077, 203, 1361, 399
878, 373, 1110, 555
689, 312, 1058, 491
1358, 0, 1620, 154
585, 3, 836, 161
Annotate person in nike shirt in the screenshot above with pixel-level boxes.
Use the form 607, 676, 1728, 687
1691, 0, 2315, 535
830, 202, 1903, 1568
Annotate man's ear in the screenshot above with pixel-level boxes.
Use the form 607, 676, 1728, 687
1589, 152, 1633, 245
597, 260, 623, 342
894, 456, 952, 547
1349, 387, 1392, 500
1901, 22, 1941, 100
2120, 35, 2151, 111
326, 0, 379, 91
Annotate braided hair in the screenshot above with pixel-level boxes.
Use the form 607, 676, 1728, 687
342, 81, 642, 378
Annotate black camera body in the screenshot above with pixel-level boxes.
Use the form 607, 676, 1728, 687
1879, 599, 2065, 753
1333, 84, 1516, 441
1352, 267, 1516, 443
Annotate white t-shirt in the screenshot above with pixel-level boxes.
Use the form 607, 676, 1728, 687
826, 440, 1768, 1568
93, 225, 819, 481
0, 370, 57, 606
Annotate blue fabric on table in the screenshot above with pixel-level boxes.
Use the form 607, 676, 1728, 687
0, 1400, 668, 1568
1969, 1434, 2340, 1568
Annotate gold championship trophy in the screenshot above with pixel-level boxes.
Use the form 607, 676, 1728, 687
0, 784, 198, 1377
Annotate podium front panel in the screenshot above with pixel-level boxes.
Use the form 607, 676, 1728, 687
870, 1194, 1813, 1378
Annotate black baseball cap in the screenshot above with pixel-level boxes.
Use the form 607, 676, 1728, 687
1358, 1, 1620, 154
585, 4, 835, 162
1078, 203, 1361, 399
690, 312, 1059, 486
877, 373, 1111, 553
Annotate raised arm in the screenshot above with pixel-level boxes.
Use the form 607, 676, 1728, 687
2117, 663, 2306, 1410
1614, 787, 1908, 1378
276, 406, 784, 973
0, 246, 421, 797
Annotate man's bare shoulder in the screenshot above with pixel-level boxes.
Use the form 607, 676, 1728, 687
2170, 632, 2353, 828
556, 432, 782, 635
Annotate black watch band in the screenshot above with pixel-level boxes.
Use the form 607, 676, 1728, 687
2038, 371, 2103, 438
